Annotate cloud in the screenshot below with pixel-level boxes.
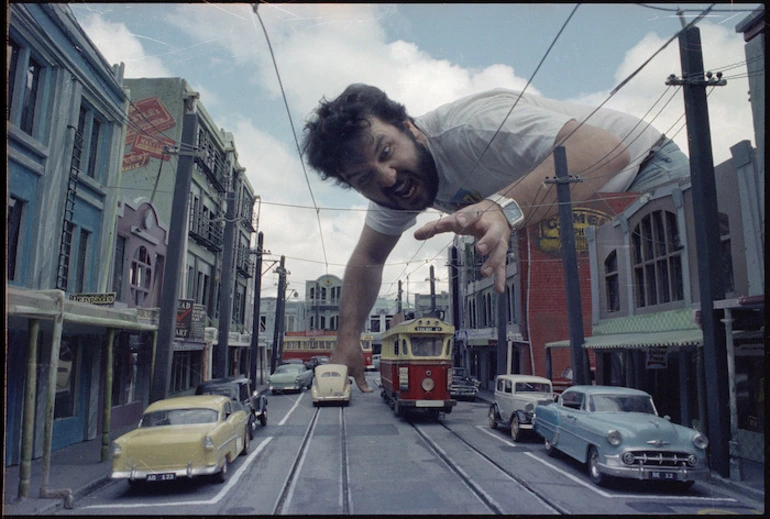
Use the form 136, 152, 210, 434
77, 13, 172, 78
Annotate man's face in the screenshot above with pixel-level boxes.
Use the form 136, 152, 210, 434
339, 117, 438, 211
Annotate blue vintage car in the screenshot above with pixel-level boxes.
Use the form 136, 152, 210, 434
532, 385, 709, 488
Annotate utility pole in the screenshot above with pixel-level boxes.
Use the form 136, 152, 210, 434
545, 146, 588, 386
215, 170, 239, 379
270, 256, 287, 374
668, 25, 729, 477
429, 265, 437, 314
397, 280, 403, 314
150, 94, 198, 404
497, 291, 509, 375
249, 232, 264, 385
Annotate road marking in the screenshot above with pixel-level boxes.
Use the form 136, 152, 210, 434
81, 437, 273, 510
524, 453, 739, 502
475, 425, 517, 446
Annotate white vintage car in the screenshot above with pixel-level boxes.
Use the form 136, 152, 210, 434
311, 363, 352, 406
488, 374, 554, 441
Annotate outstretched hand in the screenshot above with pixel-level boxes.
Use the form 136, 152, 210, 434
414, 200, 511, 294
330, 340, 374, 393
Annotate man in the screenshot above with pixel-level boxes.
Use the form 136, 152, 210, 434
302, 84, 689, 392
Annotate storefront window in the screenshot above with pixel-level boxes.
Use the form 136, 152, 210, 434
54, 339, 78, 419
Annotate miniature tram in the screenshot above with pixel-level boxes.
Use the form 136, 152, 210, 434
282, 331, 373, 368
379, 317, 456, 418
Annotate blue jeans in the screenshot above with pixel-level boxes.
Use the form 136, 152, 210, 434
627, 139, 690, 193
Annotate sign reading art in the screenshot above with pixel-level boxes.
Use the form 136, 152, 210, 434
537, 208, 612, 253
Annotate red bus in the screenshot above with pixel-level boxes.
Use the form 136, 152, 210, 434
283, 331, 372, 366
379, 317, 456, 419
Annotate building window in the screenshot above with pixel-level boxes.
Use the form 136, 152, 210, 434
54, 339, 78, 419
604, 250, 620, 312
632, 210, 684, 308
171, 351, 201, 393
130, 246, 153, 306
75, 102, 109, 181
370, 317, 381, 333
113, 235, 126, 299
7, 196, 24, 282
719, 213, 735, 293
8, 38, 44, 136
75, 229, 90, 293
260, 315, 267, 333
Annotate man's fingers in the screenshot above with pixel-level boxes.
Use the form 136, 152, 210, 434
355, 376, 373, 393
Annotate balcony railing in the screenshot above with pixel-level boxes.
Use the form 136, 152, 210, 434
188, 206, 224, 252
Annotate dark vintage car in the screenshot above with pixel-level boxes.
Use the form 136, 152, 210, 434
196, 376, 267, 438
449, 367, 480, 401
533, 385, 709, 489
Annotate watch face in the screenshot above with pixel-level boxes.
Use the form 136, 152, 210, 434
503, 201, 524, 227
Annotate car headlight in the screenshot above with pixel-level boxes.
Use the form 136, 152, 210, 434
525, 403, 535, 413
203, 435, 215, 451
605, 429, 622, 446
692, 432, 709, 450
111, 441, 122, 456
421, 377, 435, 391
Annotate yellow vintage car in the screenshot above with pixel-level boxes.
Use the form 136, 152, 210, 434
311, 363, 352, 406
111, 394, 250, 488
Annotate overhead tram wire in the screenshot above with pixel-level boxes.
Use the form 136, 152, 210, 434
250, 3, 330, 273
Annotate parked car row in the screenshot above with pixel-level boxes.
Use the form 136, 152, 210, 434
484, 374, 709, 490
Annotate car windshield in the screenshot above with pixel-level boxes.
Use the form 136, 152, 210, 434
275, 365, 302, 374
140, 408, 218, 427
321, 371, 342, 377
515, 382, 551, 393
589, 394, 656, 414
200, 387, 234, 398
411, 337, 444, 357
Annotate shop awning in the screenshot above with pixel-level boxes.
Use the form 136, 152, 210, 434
545, 328, 702, 350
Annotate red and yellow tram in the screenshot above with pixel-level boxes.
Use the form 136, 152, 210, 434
283, 331, 372, 365
379, 317, 456, 418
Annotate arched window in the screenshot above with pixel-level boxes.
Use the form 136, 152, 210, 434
631, 210, 683, 308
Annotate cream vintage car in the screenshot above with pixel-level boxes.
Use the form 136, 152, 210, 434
311, 363, 352, 406
488, 374, 554, 441
111, 394, 250, 488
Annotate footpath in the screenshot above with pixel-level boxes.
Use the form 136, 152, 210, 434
3, 388, 764, 516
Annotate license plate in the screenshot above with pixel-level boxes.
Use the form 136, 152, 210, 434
648, 471, 677, 481
146, 473, 176, 482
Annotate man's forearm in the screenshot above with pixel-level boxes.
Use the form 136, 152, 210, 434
338, 260, 382, 343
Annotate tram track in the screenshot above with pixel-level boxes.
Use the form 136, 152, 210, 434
409, 417, 569, 515
273, 404, 352, 515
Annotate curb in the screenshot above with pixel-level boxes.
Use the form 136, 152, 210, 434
706, 471, 765, 502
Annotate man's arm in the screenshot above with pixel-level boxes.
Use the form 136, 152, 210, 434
332, 224, 400, 392
414, 120, 630, 293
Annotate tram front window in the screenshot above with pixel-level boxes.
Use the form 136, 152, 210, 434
411, 337, 443, 357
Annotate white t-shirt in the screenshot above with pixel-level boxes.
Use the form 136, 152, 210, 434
365, 89, 663, 236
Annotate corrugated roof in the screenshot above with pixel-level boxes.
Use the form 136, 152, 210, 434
545, 328, 702, 350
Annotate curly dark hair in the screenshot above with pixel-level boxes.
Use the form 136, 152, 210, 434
302, 84, 410, 187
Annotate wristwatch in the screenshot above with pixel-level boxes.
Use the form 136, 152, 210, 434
485, 195, 524, 230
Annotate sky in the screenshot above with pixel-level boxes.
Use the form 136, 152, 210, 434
69, 3, 762, 303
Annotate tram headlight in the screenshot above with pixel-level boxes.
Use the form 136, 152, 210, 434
421, 377, 435, 392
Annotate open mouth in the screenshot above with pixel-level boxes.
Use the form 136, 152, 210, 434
391, 176, 416, 200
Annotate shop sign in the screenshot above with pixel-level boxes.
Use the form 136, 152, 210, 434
646, 346, 668, 369
176, 299, 195, 338
537, 208, 612, 253
69, 292, 115, 305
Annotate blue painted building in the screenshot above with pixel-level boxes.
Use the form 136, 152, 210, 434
6, 4, 155, 470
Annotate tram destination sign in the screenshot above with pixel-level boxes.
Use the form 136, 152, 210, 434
415, 326, 442, 332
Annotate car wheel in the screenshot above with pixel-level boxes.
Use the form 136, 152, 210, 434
510, 416, 521, 442
271, 389, 277, 395
241, 430, 250, 456
488, 406, 497, 429
544, 437, 557, 457
215, 457, 230, 483
259, 411, 267, 426
588, 446, 608, 486
127, 479, 144, 491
